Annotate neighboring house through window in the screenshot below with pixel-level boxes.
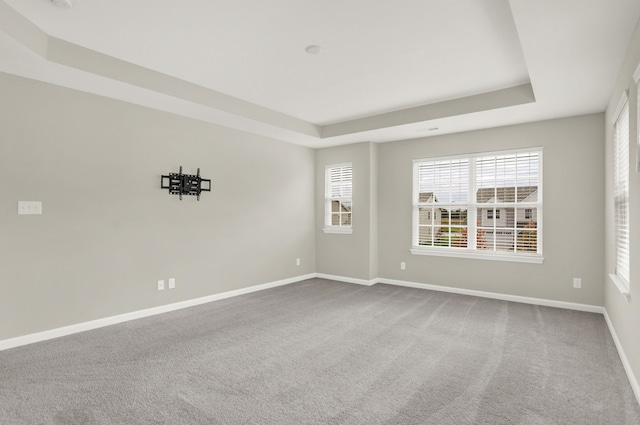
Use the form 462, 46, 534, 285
487, 209, 501, 220
324, 163, 353, 234
412, 149, 543, 263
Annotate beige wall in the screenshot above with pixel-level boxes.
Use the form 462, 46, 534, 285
313, 115, 605, 307
0, 72, 316, 341
377, 114, 605, 305
1, 55, 629, 395
605, 17, 640, 398
315, 142, 378, 281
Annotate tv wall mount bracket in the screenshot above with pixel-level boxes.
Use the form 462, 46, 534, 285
161, 166, 211, 201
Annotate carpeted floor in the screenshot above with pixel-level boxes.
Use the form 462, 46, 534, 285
0, 278, 638, 424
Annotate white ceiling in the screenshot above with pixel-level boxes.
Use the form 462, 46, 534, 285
1, 0, 639, 148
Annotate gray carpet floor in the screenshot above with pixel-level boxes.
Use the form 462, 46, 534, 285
0, 278, 639, 425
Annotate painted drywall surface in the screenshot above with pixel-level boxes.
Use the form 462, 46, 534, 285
604, 17, 640, 398
322, 84, 535, 137
0, 73, 315, 341
369, 143, 379, 279
378, 114, 605, 306
315, 142, 377, 281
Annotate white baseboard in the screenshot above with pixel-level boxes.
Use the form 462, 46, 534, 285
315, 273, 378, 286
376, 277, 604, 313
314, 274, 604, 313
322, 274, 639, 407
0, 273, 615, 352
0, 273, 316, 352
3, 271, 638, 408
603, 310, 640, 407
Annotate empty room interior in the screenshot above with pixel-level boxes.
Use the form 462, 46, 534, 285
2, 0, 640, 424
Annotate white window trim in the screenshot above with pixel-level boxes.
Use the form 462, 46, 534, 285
609, 273, 631, 302
323, 163, 353, 234
323, 226, 353, 235
611, 91, 631, 297
410, 247, 543, 264
411, 148, 543, 264
611, 90, 629, 124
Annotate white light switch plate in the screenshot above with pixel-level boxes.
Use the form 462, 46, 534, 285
18, 201, 42, 215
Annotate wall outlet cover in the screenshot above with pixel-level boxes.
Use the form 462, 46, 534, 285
18, 201, 42, 215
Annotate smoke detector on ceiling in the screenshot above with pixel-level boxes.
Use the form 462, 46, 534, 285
50, 0, 73, 8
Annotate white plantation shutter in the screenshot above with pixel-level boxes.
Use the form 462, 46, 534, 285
476, 153, 538, 196
614, 99, 630, 285
329, 165, 353, 198
420, 159, 469, 203
415, 159, 469, 248
475, 152, 540, 253
412, 149, 542, 262
325, 164, 353, 231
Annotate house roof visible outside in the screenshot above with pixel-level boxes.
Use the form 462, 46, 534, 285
419, 192, 437, 203
476, 186, 538, 203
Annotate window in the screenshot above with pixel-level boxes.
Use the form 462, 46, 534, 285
324, 163, 353, 234
611, 93, 630, 292
412, 149, 542, 263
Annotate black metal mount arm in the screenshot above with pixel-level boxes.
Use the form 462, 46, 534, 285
161, 166, 211, 201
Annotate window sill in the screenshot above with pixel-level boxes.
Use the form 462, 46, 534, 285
323, 227, 353, 234
410, 247, 543, 264
608, 273, 631, 302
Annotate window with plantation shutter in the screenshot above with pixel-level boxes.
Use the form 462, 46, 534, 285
324, 163, 353, 234
612, 94, 630, 292
414, 159, 469, 248
412, 149, 543, 263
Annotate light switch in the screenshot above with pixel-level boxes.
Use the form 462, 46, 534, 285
18, 201, 42, 215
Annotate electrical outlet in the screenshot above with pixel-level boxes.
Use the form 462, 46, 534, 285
296, 258, 301, 266
573, 278, 582, 289
157, 280, 165, 291
18, 201, 42, 215
168, 278, 175, 289
400, 262, 406, 270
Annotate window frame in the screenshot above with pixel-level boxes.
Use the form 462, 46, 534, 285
323, 163, 353, 234
411, 148, 543, 264
609, 90, 631, 297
